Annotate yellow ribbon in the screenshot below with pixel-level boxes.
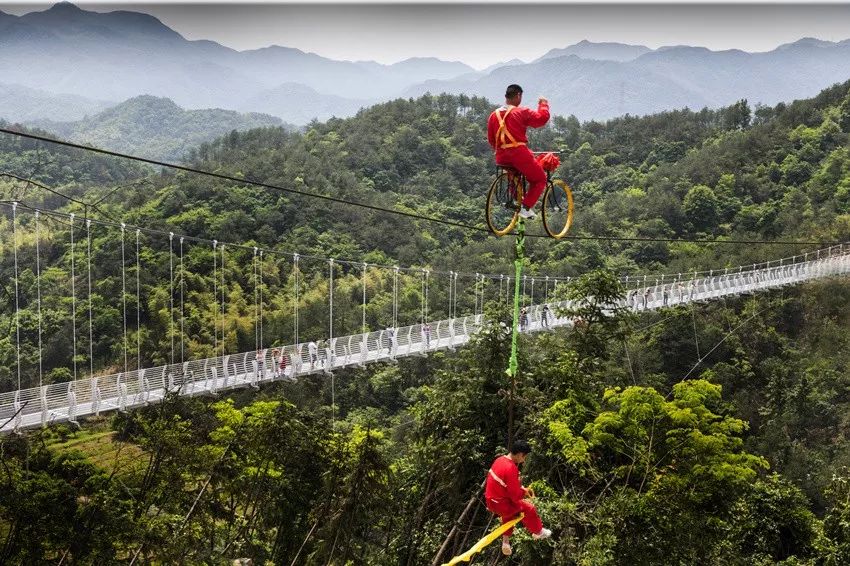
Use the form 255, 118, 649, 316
443, 513, 525, 566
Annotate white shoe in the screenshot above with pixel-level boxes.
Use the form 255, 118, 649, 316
518, 206, 537, 219
533, 528, 552, 540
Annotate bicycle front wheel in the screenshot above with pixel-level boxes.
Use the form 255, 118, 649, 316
541, 179, 574, 239
486, 172, 523, 237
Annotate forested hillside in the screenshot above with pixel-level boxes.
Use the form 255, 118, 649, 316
31, 95, 286, 161
1, 82, 850, 563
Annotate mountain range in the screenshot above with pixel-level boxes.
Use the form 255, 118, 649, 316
405, 39, 850, 119
1, 2, 850, 125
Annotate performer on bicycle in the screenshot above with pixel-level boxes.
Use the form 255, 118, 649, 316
487, 84, 550, 219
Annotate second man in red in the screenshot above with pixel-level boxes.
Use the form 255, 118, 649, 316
485, 439, 552, 556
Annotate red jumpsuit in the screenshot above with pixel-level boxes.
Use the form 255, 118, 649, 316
484, 455, 544, 536
487, 101, 550, 209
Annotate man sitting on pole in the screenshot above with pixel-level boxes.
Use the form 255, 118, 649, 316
485, 439, 552, 555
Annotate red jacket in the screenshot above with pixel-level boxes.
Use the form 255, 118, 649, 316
487, 101, 550, 157
485, 455, 526, 505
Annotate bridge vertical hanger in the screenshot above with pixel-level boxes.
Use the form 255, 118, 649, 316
169, 232, 175, 364
448, 271, 454, 320
393, 266, 400, 329
452, 271, 458, 318
87, 219, 94, 378
12, 204, 22, 431
253, 247, 259, 351
362, 262, 368, 335
179, 237, 185, 364
259, 250, 264, 349
421, 269, 426, 326
425, 269, 430, 325
12, 203, 21, 392
522, 275, 527, 307
35, 211, 43, 387
293, 253, 300, 348
479, 274, 484, 308
35, 211, 45, 425
69, 214, 78, 383
328, 258, 335, 430
328, 258, 335, 369
136, 229, 141, 370
476, 274, 481, 315
474, 273, 480, 316
213, 240, 218, 355
121, 224, 128, 374
220, 244, 226, 356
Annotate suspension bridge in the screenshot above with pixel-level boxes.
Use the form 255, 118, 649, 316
2, 201, 849, 433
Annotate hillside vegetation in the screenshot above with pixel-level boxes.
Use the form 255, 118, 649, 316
32, 95, 286, 161
1, 82, 850, 563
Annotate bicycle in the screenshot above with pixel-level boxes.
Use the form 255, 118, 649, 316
485, 152, 574, 238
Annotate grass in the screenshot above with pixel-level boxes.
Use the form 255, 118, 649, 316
47, 425, 148, 478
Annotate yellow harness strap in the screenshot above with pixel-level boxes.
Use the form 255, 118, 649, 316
443, 513, 525, 566
495, 107, 526, 149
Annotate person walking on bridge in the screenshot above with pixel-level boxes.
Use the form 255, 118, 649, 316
485, 440, 551, 556
487, 84, 550, 219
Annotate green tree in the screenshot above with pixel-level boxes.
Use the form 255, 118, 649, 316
683, 184, 720, 232
545, 380, 768, 563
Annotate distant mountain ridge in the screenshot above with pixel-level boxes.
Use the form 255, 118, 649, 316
537, 39, 652, 62
0, 82, 113, 121
405, 37, 850, 120
238, 83, 372, 125
32, 95, 286, 161
3, 2, 850, 124
0, 2, 474, 124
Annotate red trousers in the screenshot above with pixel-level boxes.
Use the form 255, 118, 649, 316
486, 498, 543, 537
496, 147, 547, 209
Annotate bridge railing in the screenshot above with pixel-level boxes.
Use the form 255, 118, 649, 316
618, 244, 850, 291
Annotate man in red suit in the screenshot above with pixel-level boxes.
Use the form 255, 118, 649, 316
487, 84, 551, 219
485, 439, 552, 556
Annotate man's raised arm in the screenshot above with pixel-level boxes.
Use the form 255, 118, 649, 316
526, 97, 550, 128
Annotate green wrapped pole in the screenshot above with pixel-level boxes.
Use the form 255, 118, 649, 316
506, 220, 525, 447
507, 220, 525, 378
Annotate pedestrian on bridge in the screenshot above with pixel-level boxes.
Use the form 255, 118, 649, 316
308, 340, 318, 369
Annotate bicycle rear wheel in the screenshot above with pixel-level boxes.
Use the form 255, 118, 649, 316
541, 179, 574, 239
486, 172, 523, 237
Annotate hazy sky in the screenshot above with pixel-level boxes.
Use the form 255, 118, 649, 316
3, 2, 850, 68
